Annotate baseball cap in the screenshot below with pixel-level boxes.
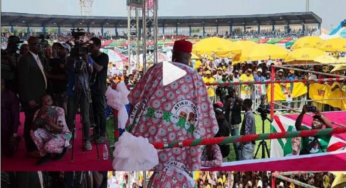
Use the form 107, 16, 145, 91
257, 68, 262, 72
205, 70, 211, 75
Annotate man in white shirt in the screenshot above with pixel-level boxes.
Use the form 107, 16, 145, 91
17, 36, 47, 156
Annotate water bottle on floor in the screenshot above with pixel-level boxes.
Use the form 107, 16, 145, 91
103, 144, 109, 160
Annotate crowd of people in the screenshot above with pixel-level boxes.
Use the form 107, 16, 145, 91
194, 171, 339, 188
1, 35, 110, 166
1, 171, 342, 188
1, 171, 108, 188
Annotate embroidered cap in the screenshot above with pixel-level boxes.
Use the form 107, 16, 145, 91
173, 39, 193, 54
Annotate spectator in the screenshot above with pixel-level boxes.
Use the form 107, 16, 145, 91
240, 99, 256, 160
295, 105, 332, 155
224, 86, 243, 161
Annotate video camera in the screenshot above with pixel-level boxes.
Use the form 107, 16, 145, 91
70, 28, 89, 57
305, 105, 317, 113
257, 104, 270, 115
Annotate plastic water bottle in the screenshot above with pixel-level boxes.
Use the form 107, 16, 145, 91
103, 144, 109, 160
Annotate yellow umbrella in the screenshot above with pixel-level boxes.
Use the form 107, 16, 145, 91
232, 41, 257, 64
193, 37, 241, 58
332, 172, 346, 188
291, 36, 324, 49
191, 53, 200, 59
319, 37, 346, 52
243, 44, 288, 61
331, 65, 346, 73
284, 48, 326, 62
314, 55, 337, 64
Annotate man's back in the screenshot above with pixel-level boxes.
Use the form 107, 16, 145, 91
128, 62, 218, 170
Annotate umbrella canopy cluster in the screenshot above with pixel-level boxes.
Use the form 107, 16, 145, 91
292, 36, 346, 52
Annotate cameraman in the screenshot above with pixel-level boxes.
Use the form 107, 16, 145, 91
295, 105, 332, 155
65, 44, 94, 151
224, 86, 243, 161
88, 37, 109, 144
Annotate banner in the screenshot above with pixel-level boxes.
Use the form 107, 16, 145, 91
267, 82, 307, 102
309, 83, 346, 110
270, 115, 346, 158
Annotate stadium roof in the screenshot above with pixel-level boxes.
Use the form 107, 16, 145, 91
1, 12, 322, 28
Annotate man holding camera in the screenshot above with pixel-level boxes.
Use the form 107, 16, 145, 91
295, 105, 332, 155
88, 37, 109, 144
65, 43, 94, 150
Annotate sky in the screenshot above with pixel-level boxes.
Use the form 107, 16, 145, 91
2, 0, 346, 30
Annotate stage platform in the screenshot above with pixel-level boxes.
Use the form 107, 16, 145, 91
1, 113, 112, 171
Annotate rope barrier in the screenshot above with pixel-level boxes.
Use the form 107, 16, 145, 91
272, 102, 346, 127
202, 77, 346, 86
273, 173, 318, 188
151, 127, 346, 149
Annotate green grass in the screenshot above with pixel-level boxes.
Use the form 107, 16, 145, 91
106, 114, 272, 161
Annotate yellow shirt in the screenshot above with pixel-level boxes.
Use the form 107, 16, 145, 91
239, 74, 254, 95
194, 60, 202, 69
203, 77, 215, 97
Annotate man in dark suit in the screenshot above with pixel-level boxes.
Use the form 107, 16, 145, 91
17, 36, 47, 155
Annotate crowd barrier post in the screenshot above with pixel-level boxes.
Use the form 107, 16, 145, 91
271, 65, 275, 119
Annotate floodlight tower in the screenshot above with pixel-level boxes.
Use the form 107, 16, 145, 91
80, 0, 94, 16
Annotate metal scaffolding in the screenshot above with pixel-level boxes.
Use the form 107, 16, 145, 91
79, 0, 94, 16
127, 6, 141, 73
127, 0, 158, 73
142, 0, 158, 73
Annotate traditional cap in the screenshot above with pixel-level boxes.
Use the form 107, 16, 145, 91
205, 70, 211, 74
214, 101, 224, 108
173, 39, 193, 54
279, 69, 284, 72
217, 67, 223, 71
257, 68, 262, 72
289, 69, 295, 73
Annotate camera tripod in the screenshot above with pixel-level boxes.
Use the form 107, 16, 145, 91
254, 112, 271, 159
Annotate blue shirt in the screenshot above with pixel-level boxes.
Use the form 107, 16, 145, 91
286, 74, 297, 91
66, 57, 93, 96
254, 74, 265, 82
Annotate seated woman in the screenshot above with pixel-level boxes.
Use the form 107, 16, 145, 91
30, 94, 71, 165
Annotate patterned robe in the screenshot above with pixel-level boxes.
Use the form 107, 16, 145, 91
128, 62, 218, 172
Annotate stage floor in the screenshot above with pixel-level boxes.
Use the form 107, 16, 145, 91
1, 113, 113, 171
